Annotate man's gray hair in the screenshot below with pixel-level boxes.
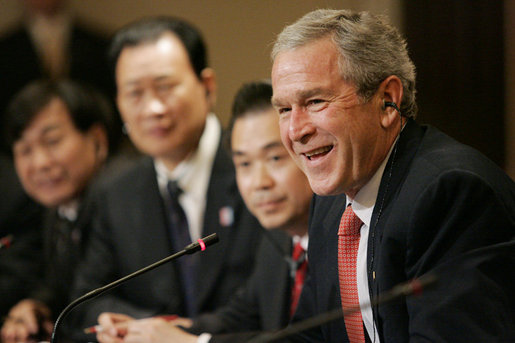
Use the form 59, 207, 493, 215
272, 9, 417, 118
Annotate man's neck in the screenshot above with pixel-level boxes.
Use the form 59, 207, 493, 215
283, 223, 308, 238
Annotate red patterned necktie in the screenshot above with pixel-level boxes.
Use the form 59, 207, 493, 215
290, 241, 307, 317
338, 204, 365, 343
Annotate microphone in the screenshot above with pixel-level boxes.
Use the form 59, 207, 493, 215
50, 233, 219, 343
248, 272, 438, 343
0, 234, 13, 250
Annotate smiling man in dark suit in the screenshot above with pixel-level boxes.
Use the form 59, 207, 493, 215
269, 8, 515, 343
68, 16, 263, 342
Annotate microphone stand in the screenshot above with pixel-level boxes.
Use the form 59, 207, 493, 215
248, 272, 438, 343
50, 233, 219, 343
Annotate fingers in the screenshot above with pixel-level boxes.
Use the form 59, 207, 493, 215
169, 317, 193, 328
1, 299, 52, 343
95, 312, 133, 343
9, 300, 40, 335
1, 316, 32, 343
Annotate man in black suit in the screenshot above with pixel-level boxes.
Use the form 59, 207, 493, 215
94, 81, 313, 343
269, 9, 515, 342
70, 17, 263, 342
1, 80, 113, 343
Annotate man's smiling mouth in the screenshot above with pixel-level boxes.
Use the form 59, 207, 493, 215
304, 145, 333, 160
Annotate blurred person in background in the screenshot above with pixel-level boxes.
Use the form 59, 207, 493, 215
0, 79, 115, 343
0, 0, 117, 148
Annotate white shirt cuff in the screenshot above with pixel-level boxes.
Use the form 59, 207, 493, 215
197, 333, 212, 343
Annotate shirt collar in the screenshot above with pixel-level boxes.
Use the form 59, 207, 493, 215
155, 113, 221, 197
57, 198, 80, 221
347, 137, 399, 228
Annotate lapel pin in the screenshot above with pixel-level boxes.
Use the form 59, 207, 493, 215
219, 206, 234, 227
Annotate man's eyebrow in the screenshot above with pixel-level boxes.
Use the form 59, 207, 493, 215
271, 96, 282, 108
298, 87, 329, 99
262, 141, 283, 151
122, 75, 173, 88
271, 87, 329, 107
231, 150, 246, 157
232, 141, 283, 157
41, 124, 61, 135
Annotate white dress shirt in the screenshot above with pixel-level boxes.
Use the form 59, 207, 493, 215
154, 114, 221, 242
346, 140, 397, 343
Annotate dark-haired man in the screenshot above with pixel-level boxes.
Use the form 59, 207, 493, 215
1, 79, 112, 343
69, 17, 262, 341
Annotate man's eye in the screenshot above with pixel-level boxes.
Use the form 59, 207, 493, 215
14, 146, 31, 157
46, 137, 61, 145
278, 107, 291, 115
126, 89, 143, 100
157, 84, 174, 93
235, 161, 250, 168
308, 99, 324, 105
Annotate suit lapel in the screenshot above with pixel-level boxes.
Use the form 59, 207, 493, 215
195, 140, 239, 308
367, 119, 425, 333
131, 159, 180, 303
266, 230, 292, 327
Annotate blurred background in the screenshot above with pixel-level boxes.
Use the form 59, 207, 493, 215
1, 0, 513, 179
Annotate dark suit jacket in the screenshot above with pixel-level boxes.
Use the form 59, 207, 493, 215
0, 155, 44, 317
31, 194, 96, 319
189, 229, 293, 342
291, 119, 515, 342
69, 142, 263, 338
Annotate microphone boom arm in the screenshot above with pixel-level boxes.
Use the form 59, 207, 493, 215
50, 233, 219, 343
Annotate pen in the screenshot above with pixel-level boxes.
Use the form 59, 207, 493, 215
83, 314, 179, 334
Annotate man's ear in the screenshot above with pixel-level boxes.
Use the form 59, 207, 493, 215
377, 75, 403, 129
88, 124, 109, 164
200, 68, 217, 110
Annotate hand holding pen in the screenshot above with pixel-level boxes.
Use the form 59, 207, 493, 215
84, 314, 180, 334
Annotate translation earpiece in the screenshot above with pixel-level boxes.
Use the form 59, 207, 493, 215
382, 100, 401, 115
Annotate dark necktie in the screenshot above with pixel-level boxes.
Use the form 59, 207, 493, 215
167, 180, 197, 316
338, 204, 365, 343
289, 241, 307, 317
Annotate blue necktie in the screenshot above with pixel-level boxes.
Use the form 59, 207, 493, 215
167, 180, 197, 316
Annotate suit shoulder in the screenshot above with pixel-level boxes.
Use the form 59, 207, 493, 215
311, 194, 344, 212
94, 157, 155, 195
411, 126, 512, 187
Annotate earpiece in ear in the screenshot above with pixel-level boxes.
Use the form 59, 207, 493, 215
383, 100, 401, 115
122, 123, 130, 135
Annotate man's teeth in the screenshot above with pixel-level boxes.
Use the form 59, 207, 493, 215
305, 146, 332, 159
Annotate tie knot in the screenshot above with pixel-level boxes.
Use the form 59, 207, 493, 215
167, 180, 183, 200
292, 242, 305, 261
338, 204, 362, 236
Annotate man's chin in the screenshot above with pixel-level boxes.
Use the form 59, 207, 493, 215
309, 178, 341, 196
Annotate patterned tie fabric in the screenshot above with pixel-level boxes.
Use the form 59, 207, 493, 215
167, 180, 197, 316
338, 204, 365, 343
290, 241, 308, 317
